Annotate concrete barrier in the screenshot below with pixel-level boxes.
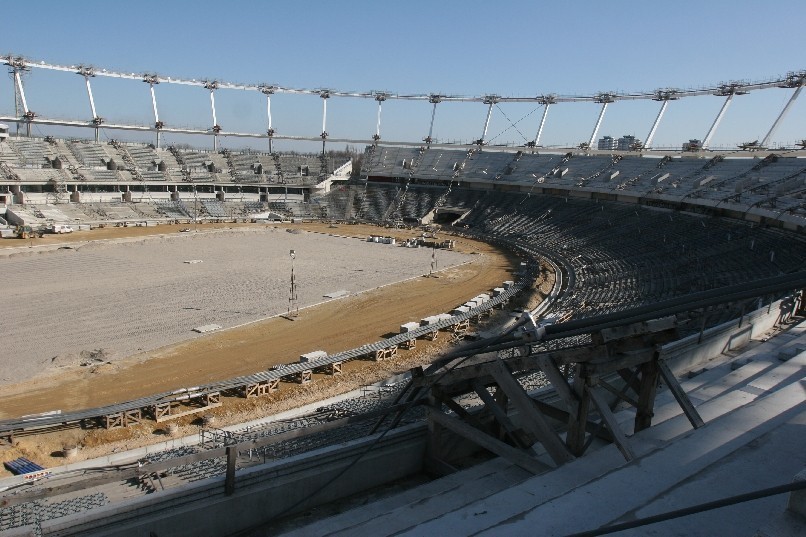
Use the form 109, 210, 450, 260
39, 423, 427, 537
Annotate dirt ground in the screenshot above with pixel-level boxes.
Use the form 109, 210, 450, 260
0, 222, 549, 472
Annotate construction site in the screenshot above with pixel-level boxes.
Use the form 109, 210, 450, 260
0, 52, 804, 536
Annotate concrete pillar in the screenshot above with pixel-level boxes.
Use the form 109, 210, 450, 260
11, 185, 24, 204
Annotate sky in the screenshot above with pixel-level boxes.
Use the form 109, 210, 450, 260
1, 0, 805, 153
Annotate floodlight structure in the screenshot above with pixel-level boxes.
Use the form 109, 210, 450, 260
288, 249, 299, 318
701, 82, 748, 150
429, 245, 437, 276
143, 74, 163, 148
644, 89, 680, 150
258, 84, 277, 153
424, 94, 444, 145
760, 70, 806, 149
373, 92, 388, 142
588, 93, 616, 149
204, 80, 221, 151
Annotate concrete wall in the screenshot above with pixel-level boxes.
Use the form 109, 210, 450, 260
661, 296, 794, 375
37, 424, 426, 536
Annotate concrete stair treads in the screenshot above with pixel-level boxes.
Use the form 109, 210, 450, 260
344, 333, 805, 536
469, 377, 805, 536
284, 457, 530, 537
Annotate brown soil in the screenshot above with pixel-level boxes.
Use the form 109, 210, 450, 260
0, 222, 547, 472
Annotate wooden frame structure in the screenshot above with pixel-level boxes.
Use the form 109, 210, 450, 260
243, 379, 280, 398
152, 392, 222, 423
103, 408, 142, 429
419, 316, 705, 473
373, 346, 397, 361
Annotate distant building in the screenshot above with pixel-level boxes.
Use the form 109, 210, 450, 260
617, 135, 641, 151
683, 139, 702, 151
0, 123, 9, 142
597, 135, 617, 150
598, 135, 642, 151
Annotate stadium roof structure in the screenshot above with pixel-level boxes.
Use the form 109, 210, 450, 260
2, 54, 805, 152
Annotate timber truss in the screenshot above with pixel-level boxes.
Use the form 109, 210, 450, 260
416, 316, 705, 474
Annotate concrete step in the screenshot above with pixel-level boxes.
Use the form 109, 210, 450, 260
611, 324, 806, 435
386, 344, 805, 536
285, 457, 530, 537
469, 373, 805, 536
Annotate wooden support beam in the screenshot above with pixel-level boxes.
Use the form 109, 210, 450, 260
598, 379, 640, 409
566, 365, 591, 457
617, 367, 642, 397
599, 316, 677, 343
428, 409, 549, 475
533, 400, 613, 442
494, 384, 510, 442
489, 360, 574, 466
588, 385, 635, 461
586, 348, 656, 376
535, 354, 578, 415
414, 346, 597, 389
472, 381, 532, 449
104, 412, 124, 429
124, 408, 141, 427
634, 357, 660, 433
374, 346, 398, 361
657, 359, 705, 429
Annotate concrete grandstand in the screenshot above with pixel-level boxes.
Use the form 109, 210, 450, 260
0, 56, 805, 536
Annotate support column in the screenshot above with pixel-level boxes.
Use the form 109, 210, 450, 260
10, 60, 34, 137
645, 90, 677, 150
320, 90, 330, 155
702, 84, 746, 150
761, 80, 804, 148
425, 94, 442, 145
79, 67, 101, 142
532, 95, 555, 149
374, 93, 387, 141
205, 81, 220, 151
145, 75, 163, 148
260, 85, 277, 153
476, 95, 498, 147
588, 93, 615, 148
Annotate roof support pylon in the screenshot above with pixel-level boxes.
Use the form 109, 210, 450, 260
588, 102, 609, 148
644, 100, 669, 150
702, 94, 733, 149
761, 85, 803, 148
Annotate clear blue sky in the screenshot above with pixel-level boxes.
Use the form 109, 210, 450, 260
2, 0, 805, 152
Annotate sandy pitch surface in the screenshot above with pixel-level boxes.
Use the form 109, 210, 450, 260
0, 223, 516, 420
